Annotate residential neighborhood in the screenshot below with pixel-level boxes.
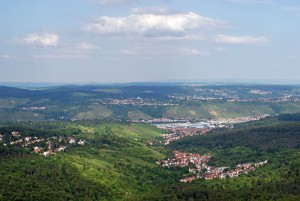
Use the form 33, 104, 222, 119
103, 97, 178, 106
160, 128, 212, 145
157, 150, 268, 182
0, 131, 85, 157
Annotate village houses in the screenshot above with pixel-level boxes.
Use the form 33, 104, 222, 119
157, 150, 268, 183
0, 131, 86, 157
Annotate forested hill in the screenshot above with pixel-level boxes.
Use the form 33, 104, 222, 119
166, 115, 300, 200
170, 120, 300, 152
1, 115, 300, 200
0, 122, 177, 201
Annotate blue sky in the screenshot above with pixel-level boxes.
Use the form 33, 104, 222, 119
1, 0, 299, 83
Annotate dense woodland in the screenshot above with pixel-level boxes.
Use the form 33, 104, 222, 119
0, 114, 300, 200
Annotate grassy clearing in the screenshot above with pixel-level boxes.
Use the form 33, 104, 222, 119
74, 104, 112, 120
124, 123, 163, 140
128, 110, 152, 121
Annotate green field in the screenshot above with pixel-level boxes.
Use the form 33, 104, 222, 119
128, 110, 153, 121
74, 104, 112, 120
124, 123, 163, 140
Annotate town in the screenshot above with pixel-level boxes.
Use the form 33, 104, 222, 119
0, 131, 85, 157
157, 150, 268, 182
103, 97, 178, 106
160, 127, 212, 145
169, 93, 300, 103
151, 115, 268, 144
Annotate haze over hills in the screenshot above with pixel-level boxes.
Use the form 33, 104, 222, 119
1, 83, 300, 121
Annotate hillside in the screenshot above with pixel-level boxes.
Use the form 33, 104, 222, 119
168, 115, 300, 200
1, 115, 300, 200
1, 84, 300, 121
0, 122, 176, 200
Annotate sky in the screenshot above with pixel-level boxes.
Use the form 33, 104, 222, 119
0, 0, 299, 83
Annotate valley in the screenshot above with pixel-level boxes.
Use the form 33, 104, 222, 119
1, 84, 300, 200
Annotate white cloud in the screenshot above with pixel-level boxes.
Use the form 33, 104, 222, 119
215, 34, 269, 44
0, 54, 17, 60
32, 42, 100, 60
23, 33, 59, 46
92, 0, 137, 6
84, 12, 229, 36
216, 47, 227, 52
176, 48, 210, 56
75, 42, 100, 50
156, 34, 204, 41
33, 53, 89, 60
130, 6, 173, 15
121, 45, 209, 56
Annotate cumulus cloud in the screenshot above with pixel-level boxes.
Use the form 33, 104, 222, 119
92, 0, 137, 6
33, 42, 100, 60
23, 33, 59, 46
215, 34, 269, 44
84, 12, 229, 36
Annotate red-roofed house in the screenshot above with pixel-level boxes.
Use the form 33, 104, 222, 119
34, 146, 41, 153
12, 131, 21, 137
58, 146, 66, 151
43, 150, 53, 157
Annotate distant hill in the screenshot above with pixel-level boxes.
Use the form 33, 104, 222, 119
1, 84, 300, 121
0, 86, 33, 98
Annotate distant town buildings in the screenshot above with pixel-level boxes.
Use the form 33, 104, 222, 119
150, 115, 268, 144
103, 98, 178, 106
20, 106, 46, 111
160, 128, 212, 145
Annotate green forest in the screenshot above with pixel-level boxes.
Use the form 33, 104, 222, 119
1, 114, 300, 200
